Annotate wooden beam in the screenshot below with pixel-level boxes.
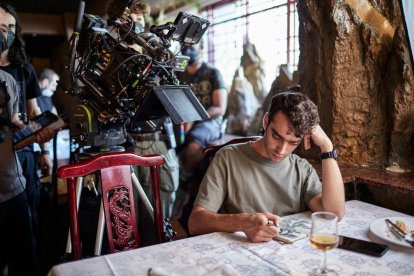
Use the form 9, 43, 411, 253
20, 13, 65, 35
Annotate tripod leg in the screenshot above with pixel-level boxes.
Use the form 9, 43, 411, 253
94, 200, 105, 256
131, 171, 154, 221
65, 176, 83, 255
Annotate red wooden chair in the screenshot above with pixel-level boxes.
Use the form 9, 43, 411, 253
203, 136, 261, 160
57, 151, 166, 260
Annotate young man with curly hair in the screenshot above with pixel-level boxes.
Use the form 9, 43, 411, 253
188, 91, 345, 243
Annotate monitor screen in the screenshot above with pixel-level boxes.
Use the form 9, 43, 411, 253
135, 85, 209, 124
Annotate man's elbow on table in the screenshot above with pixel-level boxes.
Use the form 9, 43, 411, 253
188, 205, 210, 235
327, 205, 345, 221
309, 196, 345, 221
326, 195, 346, 220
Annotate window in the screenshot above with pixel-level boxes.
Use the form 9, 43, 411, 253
200, 0, 299, 91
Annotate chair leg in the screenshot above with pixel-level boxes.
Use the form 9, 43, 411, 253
131, 172, 154, 220
65, 177, 83, 255
151, 166, 164, 243
67, 178, 82, 260
94, 200, 106, 256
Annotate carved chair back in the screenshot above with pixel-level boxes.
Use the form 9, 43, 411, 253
57, 151, 165, 260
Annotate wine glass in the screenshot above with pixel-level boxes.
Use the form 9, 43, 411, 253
309, 211, 339, 276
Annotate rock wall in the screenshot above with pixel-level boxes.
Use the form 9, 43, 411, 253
297, 0, 414, 171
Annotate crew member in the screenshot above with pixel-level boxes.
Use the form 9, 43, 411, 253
120, 0, 179, 221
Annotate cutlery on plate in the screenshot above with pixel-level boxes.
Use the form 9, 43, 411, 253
385, 219, 414, 247
389, 227, 403, 240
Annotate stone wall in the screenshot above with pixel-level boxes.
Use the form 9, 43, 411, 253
297, 0, 414, 171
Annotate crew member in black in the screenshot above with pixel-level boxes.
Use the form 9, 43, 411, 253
0, 2, 53, 239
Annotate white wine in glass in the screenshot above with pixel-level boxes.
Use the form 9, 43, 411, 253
309, 211, 339, 276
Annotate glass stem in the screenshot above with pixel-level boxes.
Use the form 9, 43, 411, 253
321, 250, 327, 272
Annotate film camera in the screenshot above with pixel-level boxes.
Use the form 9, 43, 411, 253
67, 1, 210, 147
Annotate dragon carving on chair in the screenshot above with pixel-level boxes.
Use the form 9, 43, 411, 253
108, 187, 137, 250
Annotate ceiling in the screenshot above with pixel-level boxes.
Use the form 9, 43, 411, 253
9, 0, 185, 58
11, 0, 116, 58
10, 0, 79, 14
9, 0, 174, 16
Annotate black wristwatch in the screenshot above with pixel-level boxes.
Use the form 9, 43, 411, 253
320, 148, 338, 160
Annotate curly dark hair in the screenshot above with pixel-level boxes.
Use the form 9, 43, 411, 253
268, 91, 320, 137
0, 1, 28, 65
129, 0, 151, 17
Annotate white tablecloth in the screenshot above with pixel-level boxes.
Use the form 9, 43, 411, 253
48, 200, 414, 276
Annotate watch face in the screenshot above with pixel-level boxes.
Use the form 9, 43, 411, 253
333, 149, 338, 159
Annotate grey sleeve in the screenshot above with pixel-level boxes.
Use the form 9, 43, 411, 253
2, 72, 19, 115
194, 150, 228, 212
303, 163, 322, 209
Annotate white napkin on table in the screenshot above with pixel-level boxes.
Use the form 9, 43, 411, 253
148, 264, 241, 276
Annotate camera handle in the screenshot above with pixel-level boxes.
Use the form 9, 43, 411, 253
150, 22, 176, 49
108, 19, 170, 62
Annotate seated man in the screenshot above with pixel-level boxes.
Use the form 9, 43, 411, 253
178, 44, 228, 176
188, 91, 345, 243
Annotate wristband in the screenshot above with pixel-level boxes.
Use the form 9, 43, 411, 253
41, 150, 50, 155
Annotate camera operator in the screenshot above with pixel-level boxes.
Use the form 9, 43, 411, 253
118, 0, 179, 220
0, 2, 54, 240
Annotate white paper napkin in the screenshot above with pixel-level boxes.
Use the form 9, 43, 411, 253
148, 264, 242, 276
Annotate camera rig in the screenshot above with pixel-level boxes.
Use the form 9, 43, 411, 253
67, 1, 210, 147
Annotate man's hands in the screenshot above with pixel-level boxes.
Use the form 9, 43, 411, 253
304, 125, 333, 153
243, 212, 280, 243
304, 125, 345, 219
40, 153, 53, 176
35, 127, 54, 144
33, 127, 54, 177
189, 206, 281, 243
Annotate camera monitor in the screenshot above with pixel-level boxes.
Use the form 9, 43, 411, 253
135, 85, 209, 124
400, 0, 414, 70
169, 12, 210, 45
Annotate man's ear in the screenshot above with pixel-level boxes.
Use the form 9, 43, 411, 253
263, 112, 269, 130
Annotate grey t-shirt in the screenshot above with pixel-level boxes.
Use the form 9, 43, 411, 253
0, 69, 26, 203
195, 142, 322, 216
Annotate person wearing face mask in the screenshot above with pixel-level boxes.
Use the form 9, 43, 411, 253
124, 0, 149, 53
33, 68, 59, 177
37, 68, 59, 115
170, 44, 227, 227
0, 70, 39, 275
0, 2, 54, 249
105, 1, 180, 235
177, 43, 228, 179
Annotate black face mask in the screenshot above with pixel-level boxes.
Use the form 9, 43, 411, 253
0, 31, 15, 53
182, 46, 200, 66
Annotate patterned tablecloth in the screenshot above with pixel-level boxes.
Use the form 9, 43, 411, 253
48, 200, 414, 276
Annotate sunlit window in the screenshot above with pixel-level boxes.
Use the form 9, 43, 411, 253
200, 0, 298, 92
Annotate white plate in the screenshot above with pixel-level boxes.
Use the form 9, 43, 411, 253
369, 217, 414, 248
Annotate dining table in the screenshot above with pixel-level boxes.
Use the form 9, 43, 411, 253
48, 200, 414, 276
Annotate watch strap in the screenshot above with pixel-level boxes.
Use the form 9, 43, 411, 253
320, 148, 338, 160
